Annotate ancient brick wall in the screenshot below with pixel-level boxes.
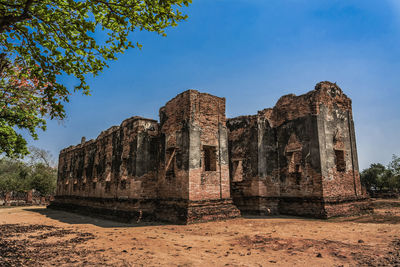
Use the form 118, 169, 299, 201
187, 91, 230, 201
157, 90, 239, 223
227, 93, 324, 215
266, 93, 324, 198
158, 90, 232, 201
52, 90, 240, 224
54, 117, 159, 217
158, 92, 191, 200
315, 84, 363, 199
227, 115, 267, 214
51, 82, 368, 222
227, 81, 369, 218
0, 191, 52, 206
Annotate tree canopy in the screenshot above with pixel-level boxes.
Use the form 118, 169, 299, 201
0, 0, 191, 157
0, 146, 57, 196
361, 155, 400, 194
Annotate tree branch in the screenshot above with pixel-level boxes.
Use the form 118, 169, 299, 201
0, 0, 35, 33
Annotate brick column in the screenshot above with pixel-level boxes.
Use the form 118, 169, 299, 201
5, 192, 11, 206
26, 190, 33, 204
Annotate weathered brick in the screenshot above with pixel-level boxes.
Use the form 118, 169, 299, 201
50, 81, 370, 223
227, 81, 370, 218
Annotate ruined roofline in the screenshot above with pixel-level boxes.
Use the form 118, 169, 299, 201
160, 89, 226, 109
60, 89, 227, 155
226, 115, 258, 123
60, 82, 351, 153
272, 81, 351, 108
228, 81, 352, 126
60, 116, 157, 154
120, 116, 158, 126
263, 81, 350, 112
315, 81, 341, 90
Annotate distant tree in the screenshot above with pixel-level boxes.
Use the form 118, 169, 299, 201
29, 163, 57, 196
0, 146, 57, 195
0, 0, 192, 158
27, 146, 54, 168
361, 154, 400, 193
0, 157, 30, 192
387, 154, 400, 191
388, 155, 400, 175
361, 163, 386, 192
27, 146, 57, 195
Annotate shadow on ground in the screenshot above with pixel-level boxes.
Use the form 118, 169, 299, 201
24, 198, 400, 227
242, 214, 321, 222
24, 207, 166, 228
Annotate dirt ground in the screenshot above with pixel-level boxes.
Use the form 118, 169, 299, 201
1, 199, 400, 267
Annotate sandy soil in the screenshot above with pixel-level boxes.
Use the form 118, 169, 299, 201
1, 199, 400, 267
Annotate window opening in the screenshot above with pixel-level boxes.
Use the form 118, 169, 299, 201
335, 150, 346, 172
232, 160, 243, 182
120, 180, 127, 190
105, 181, 111, 193
204, 145, 217, 171
165, 147, 176, 178
287, 151, 302, 174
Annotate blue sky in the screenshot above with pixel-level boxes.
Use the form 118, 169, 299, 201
27, 0, 400, 169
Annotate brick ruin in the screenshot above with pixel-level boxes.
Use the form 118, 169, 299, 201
227, 81, 370, 218
49, 81, 371, 223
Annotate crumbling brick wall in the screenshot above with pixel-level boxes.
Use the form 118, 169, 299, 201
0, 190, 51, 206
54, 117, 159, 219
315, 83, 362, 198
227, 115, 269, 214
158, 92, 191, 201
51, 82, 369, 222
157, 90, 239, 223
227, 81, 370, 218
186, 91, 230, 201
52, 91, 240, 224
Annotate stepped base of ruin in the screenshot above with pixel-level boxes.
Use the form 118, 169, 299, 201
48, 196, 157, 223
49, 197, 240, 224
155, 198, 241, 224
233, 196, 372, 218
322, 196, 373, 218
231, 196, 281, 216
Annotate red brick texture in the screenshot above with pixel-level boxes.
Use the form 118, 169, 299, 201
51, 82, 369, 223
227, 81, 370, 218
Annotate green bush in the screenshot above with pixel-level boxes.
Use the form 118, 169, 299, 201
29, 163, 57, 196
361, 154, 400, 193
0, 147, 57, 196
0, 158, 30, 192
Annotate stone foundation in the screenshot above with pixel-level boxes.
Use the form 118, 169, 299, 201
278, 197, 328, 218
278, 196, 372, 218
323, 197, 373, 218
232, 196, 280, 216
49, 196, 157, 222
49, 196, 240, 224
186, 199, 241, 224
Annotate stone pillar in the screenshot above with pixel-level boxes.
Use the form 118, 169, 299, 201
5, 192, 11, 206
26, 190, 33, 204
157, 90, 240, 223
